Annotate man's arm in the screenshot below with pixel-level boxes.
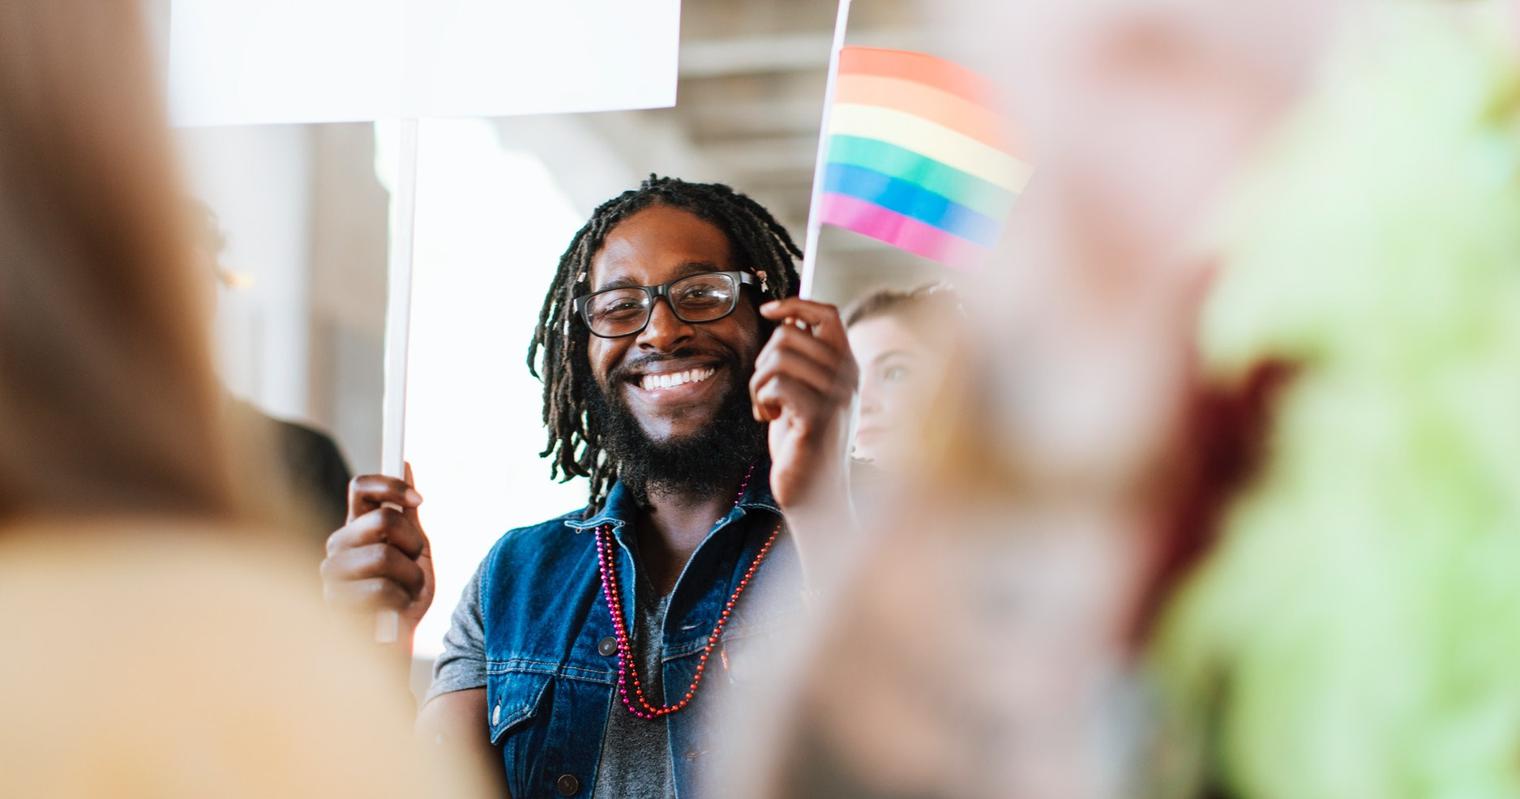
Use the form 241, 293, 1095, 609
749, 298, 861, 589
323, 474, 502, 794
417, 690, 508, 798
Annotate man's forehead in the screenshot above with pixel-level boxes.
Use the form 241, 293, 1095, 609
589, 206, 734, 285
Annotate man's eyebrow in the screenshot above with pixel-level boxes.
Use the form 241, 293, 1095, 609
596, 275, 640, 290
593, 261, 723, 291
674, 260, 722, 276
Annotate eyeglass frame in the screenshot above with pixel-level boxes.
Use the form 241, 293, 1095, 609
573, 270, 760, 338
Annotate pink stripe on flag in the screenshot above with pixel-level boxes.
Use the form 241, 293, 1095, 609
820, 193, 989, 268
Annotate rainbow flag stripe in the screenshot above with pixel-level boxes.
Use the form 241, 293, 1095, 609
820, 47, 1028, 267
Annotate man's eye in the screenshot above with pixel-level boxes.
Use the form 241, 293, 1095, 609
677, 287, 728, 307
596, 299, 645, 319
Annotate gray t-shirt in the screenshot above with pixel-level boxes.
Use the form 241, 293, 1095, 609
427, 561, 676, 798
593, 581, 676, 799
426, 566, 488, 700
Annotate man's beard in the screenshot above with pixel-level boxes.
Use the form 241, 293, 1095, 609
588, 365, 767, 504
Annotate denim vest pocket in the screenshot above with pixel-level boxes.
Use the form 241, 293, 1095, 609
487, 667, 553, 795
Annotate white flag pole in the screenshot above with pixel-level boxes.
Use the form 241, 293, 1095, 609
798, 0, 854, 300
376, 117, 421, 644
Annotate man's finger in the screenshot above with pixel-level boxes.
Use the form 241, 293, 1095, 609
759, 299, 849, 349
753, 374, 827, 424
320, 543, 427, 598
751, 344, 839, 401
346, 473, 423, 522
325, 507, 427, 560
326, 511, 386, 555
763, 323, 853, 376
399, 462, 425, 528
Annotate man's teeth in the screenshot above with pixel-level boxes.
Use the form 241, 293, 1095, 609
640, 367, 716, 391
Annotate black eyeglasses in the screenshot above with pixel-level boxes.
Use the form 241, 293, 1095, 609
574, 271, 758, 338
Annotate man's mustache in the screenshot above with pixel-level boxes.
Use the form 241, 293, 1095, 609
608, 348, 746, 384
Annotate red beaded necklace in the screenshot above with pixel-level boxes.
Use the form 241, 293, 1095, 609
594, 465, 783, 719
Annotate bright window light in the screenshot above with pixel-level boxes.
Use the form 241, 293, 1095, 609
377, 119, 588, 657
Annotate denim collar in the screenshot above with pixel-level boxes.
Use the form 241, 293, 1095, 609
563, 460, 781, 532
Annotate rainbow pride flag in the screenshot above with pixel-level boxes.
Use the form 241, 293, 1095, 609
819, 47, 1029, 267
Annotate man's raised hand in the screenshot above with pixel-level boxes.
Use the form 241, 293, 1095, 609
749, 298, 858, 511
320, 465, 435, 637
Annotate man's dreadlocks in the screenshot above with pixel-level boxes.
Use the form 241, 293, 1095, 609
527, 175, 803, 513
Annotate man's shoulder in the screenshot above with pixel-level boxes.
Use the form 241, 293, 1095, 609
483, 507, 595, 563
474, 507, 600, 605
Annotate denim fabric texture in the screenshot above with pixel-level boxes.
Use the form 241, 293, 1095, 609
480, 463, 799, 798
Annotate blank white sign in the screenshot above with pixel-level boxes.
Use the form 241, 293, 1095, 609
170, 0, 681, 126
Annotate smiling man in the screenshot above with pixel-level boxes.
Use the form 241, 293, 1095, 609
320, 177, 857, 798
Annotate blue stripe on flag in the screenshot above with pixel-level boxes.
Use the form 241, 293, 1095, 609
822, 162, 1002, 247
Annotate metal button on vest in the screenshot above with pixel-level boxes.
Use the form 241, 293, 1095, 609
597, 636, 617, 657
555, 773, 581, 796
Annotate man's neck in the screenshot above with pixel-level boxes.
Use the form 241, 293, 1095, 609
635, 477, 743, 596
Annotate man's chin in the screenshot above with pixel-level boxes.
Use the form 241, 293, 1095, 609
636, 417, 725, 448
591, 370, 766, 499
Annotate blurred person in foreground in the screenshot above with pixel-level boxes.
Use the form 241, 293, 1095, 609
0, 3, 480, 795
321, 176, 859, 797
844, 284, 964, 471
1154, 3, 1520, 796
714, 1, 1340, 797
191, 199, 354, 547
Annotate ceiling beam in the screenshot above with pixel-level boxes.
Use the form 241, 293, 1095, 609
680, 29, 928, 79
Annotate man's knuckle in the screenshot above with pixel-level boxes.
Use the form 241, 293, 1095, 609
392, 548, 420, 579
366, 544, 393, 571
395, 523, 423, 550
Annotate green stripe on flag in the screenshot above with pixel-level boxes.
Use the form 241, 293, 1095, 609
826, 134, 1019, 219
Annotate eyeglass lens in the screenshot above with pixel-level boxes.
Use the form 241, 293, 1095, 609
584, 273, 739, 337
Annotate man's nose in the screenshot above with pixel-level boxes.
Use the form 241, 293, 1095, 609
635, 296, 695, 351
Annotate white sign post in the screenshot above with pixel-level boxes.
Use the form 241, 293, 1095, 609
799, 0, 855, 300
170, 0, 680, 125
170, 0, 681, 640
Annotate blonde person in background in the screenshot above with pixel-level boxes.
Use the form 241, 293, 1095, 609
0, 3, 484, 796
844, 284, 965, 472
841, 284, 969, 529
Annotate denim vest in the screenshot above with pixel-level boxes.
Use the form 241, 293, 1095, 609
478, 466, 800, 798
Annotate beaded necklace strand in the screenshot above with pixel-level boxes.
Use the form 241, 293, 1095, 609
593, 465, 782, 719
